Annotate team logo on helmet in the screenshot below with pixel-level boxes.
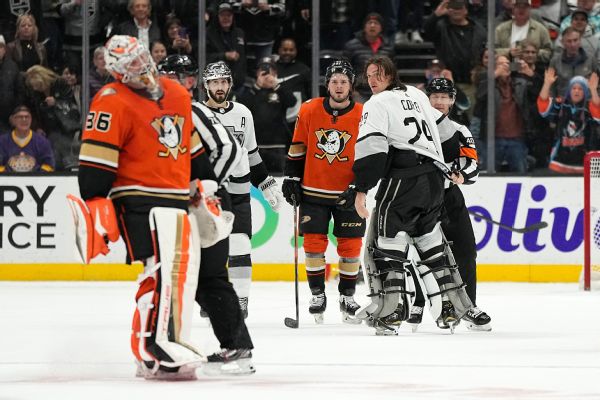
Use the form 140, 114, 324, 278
314, 129, 351, 164
151, 115, 187, 160
202, 61, 232, 84
326, 60, 355, 85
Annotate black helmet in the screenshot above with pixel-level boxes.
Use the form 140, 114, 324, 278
425, 77, 456, 98
325, 60, 355, 86
157, 54, 199, 77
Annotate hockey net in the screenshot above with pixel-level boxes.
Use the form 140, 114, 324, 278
583, 151, 600, 290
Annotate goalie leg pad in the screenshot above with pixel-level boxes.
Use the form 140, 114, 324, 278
131, 208, 203, 370
66, 195, 120, 264
413, 223, 473, 320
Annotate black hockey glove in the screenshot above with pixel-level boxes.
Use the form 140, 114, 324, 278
336, 185, 357, 211
282, 177, 302, 205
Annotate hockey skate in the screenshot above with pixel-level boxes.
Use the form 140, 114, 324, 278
462, 307, 492, 332
201, 348, 255, 376
135, 360, 199, 381
309, 293, 326, 324
239, 297, 249, 319
406, 305, 424, 333
373, 316, 400, 336
436, 300, 459, 333
339, 295, 361, 324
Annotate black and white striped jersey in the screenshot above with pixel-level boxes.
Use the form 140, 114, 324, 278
204, 101, 269, 195
354, 85, 446, 192
436, 114, 479, 188
191, 101, 241, 186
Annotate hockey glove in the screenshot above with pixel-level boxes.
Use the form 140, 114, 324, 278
336, 185, 357, 211
259, 176, 283, 212
282, 177, 302, 206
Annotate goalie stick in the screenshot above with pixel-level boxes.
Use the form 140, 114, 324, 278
469, 210, 548, 234
284, 197, 300, 329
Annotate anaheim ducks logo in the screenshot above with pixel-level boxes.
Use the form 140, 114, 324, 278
314, 128, 351, 164
151, 115, 187, 159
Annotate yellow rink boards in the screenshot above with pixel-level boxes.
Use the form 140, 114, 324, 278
0, 263, 582, 282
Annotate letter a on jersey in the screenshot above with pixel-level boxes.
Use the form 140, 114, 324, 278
151, 115, 188, 159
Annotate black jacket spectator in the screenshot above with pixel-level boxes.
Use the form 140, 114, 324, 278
423, 12, 487, 84
276, 38, 311, 125
0, 38, 24, 132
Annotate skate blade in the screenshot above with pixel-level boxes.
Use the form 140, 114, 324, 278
200, 359, 256, 376
342, 312, 362, 325
312, 313, 324, 324
375, 327, 399, 336
466, 322, 492, 332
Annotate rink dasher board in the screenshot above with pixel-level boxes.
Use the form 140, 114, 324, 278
0, 175, 591, 282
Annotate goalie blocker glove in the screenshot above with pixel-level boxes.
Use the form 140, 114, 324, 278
259, 176, 283, 212
281, 177, 302, 205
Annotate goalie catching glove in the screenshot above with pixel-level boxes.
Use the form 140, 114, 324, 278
66, 195, 120, 264
259, 176, 283, 212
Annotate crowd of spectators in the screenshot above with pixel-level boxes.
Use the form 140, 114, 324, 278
0, 0, 599, 175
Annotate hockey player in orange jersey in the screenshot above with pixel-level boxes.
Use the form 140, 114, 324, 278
282, 60, 365, 324
74, 36, 253, 379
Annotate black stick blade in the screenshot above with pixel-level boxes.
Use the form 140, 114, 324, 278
284, 317, 298, 329
515, 221, 548, 234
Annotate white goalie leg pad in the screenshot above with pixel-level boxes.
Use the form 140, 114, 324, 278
375, 234, 410, 318
413, 223, 472, 320
147, 207, 204, 368
228, 233, 252, 299
189, 180, 234, 248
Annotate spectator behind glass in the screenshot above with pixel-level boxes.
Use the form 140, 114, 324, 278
164, 17, 193, 56
276, 38, 310, 131
560, 0, 600, 34
7, 14, 47, 72
422, 0, 486, 118
150, 40, 168, 65
24, 65, 80, 171
395, 0, 425, 44
556, 9, 600, 65
114, 0, 162, 51
495, 0, 553, 64
89, 46, 115, 100
299, 0, 354, 51
233, 0, 286, 73
0, 105, 55, 173
515, 40, 550, 168
343, 12, 394, 102
238, 57, 296, 175
473, 55, 531, 173
538, 70, 600, 174
0, 35, 24, 133
207, 2, 247, 94
549, 27, 598, 97
59, 0, 105, 75
62, 63, 82, 117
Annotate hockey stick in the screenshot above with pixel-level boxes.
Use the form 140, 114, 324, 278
284, 197, 300, 329
469, 210, 548, 234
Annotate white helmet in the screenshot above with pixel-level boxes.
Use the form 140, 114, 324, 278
104, 35, 159, 93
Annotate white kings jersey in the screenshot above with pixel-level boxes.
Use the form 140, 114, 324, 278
354, 85, 447, 191
204, 101, 262, 195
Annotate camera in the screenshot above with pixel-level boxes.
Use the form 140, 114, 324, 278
510, 59, 521, 73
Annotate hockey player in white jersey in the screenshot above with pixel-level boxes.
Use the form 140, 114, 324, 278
336, 56, 472, 335
423, 77, 492, 332
202, 61, 283, 318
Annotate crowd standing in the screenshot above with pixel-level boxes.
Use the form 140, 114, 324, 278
1, 0, 599, 174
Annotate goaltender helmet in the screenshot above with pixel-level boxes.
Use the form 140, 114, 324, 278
425, 77, 457, 98
325, 60, 355, 86
104, 35, 157, 90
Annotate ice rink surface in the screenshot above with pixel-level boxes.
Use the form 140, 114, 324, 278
1, 281, 599, 400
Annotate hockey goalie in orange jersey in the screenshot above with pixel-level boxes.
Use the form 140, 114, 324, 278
282, 60, 366, 325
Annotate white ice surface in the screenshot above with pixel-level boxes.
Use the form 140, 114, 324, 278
1, 281, 599, 400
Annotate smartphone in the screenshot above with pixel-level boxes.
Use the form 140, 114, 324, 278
178, 27, 187, 39
259, 64, 271, 74
510, 60, 520, 72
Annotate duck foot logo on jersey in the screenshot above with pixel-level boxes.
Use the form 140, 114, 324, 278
314, 129, 351, 164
